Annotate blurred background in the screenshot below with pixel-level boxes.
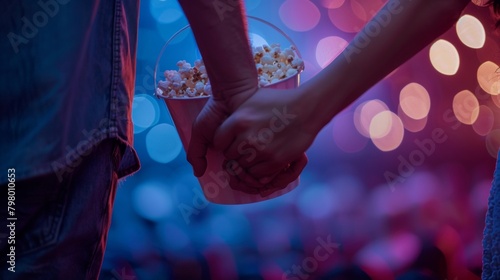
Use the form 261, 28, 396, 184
100, 0, 500, 279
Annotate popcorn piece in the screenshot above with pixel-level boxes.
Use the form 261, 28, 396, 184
259, 78, 270, 87
198, 65, 207, 74
274, 69, 284, 79
291, 58, 304, 70
260, 54, 273, 65
194, 59, 203, 68
158, 80, 171, 91
186, 88, 197, 97
195, 81, 204, 93
283, 48, 295, 58
286, 68, 298, 77
203, 83, 212, 95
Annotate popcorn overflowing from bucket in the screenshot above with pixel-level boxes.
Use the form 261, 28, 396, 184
156, 44, 304, 98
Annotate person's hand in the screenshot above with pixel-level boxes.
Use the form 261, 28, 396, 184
227, 152, 309, 197
213, 86, 318, 186
186, 85, 257, 178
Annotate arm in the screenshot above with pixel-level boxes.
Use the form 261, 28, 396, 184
213, 0, 470, 185
178, 0, 257, 179
307, 0, 470, 134
177, 0, 258, 108
180, 0, 307, 193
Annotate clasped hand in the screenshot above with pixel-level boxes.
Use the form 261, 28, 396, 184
187, 86, 316, 196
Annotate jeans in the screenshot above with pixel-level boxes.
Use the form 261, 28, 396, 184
1, 139, 123, 279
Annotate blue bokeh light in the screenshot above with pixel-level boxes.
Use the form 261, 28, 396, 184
146, 123, 182, 163
132, 94, 160, 134
132, 180, 174, 221
297, 183, 337, 219
150, 0, 184, 24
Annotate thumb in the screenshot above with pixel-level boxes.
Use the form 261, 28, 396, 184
187, 99, 227, 177
187, 120, 208, 177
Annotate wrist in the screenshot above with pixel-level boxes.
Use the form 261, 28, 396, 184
301, 66, 354, 134
212, 77, 259, 112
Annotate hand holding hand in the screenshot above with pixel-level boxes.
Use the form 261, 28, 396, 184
213, 86, 317, 187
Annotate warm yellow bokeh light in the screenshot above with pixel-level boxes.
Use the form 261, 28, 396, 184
354, 99, 389, 138
369, 111, 393, 139
472, 105, 494, 136
477, 61, 500, 95
321, 0, 345, 9
370, 111, 405, 152
429, 39, 460, 76
491, 94, 500, 108
398, 105, 428, 133
456, 14, 486, 49
452, 90, 480, 125
399, 83, 431, 120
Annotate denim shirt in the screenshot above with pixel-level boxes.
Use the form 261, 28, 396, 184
0, 0, 141, 184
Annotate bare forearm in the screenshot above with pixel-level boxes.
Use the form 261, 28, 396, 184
178, 0, 258, 100
305, 0, 469, 133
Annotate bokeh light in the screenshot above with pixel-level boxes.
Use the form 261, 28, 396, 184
397, 105, 428, 133
456, 14, 486, 49
279, 0, 321, 32
357, 232, 421, 271
399, 82, 431, 120
492, 93, 500, 108
472, 105, 494, 136
327, 3, 363, 33
320, 0, 345, 9
315, 36, 348, 68
452, 90, 480, 125
332, 111, 369, 153
354, 99, 390, 138
369, 111, 393, 139
429, 39, 460, 76
327, 0, 385, 33
146, 123, 182, 163
149, 0, 184, 24
249, 33, 269, 48
297, 184, 336, 219
132, 181, 173, 221
351, 0, 369, 22
477, 61, 500, 95
370, 111, 405, 152
132, 94, 160, 134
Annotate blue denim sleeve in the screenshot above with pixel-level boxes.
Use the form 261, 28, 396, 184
0, 0, 140, 184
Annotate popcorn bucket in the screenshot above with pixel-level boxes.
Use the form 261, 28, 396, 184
154, 16, 303, 204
